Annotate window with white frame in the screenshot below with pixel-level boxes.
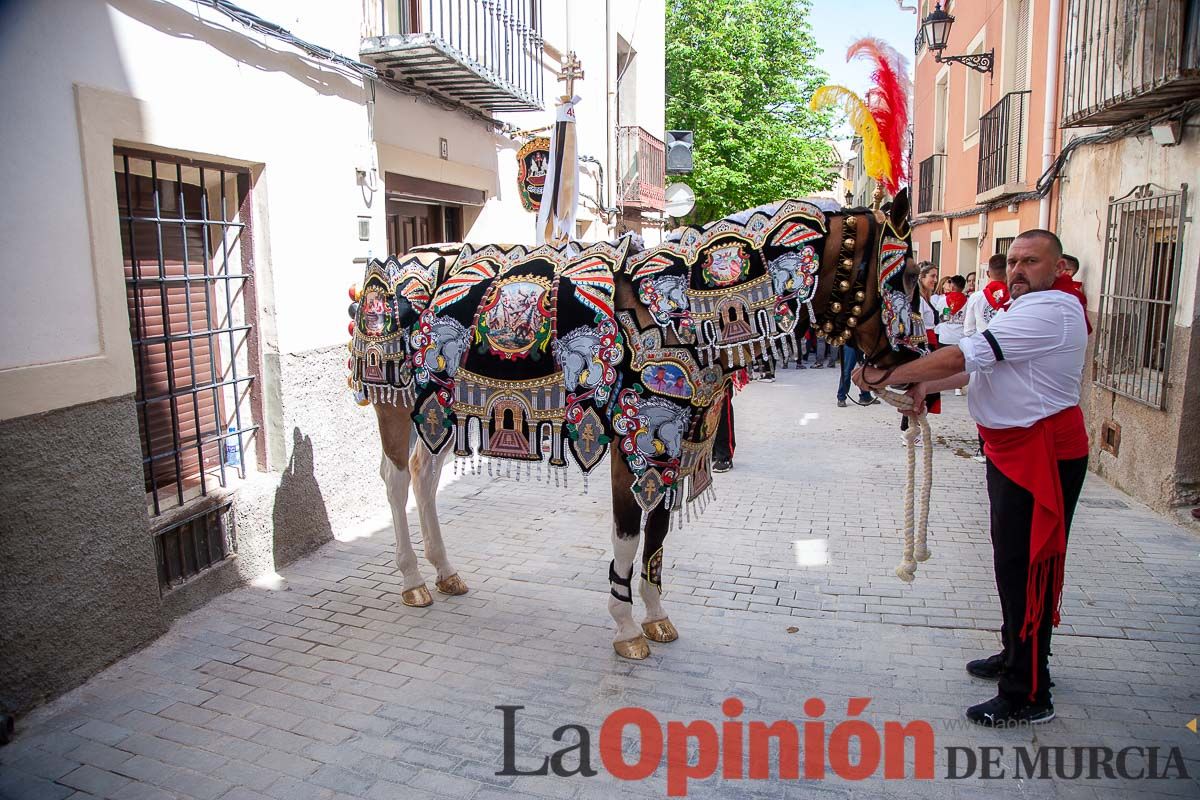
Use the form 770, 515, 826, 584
963, 35, 987, 141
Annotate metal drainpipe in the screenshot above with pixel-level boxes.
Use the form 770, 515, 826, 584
605, 0, 613, 231
1039, 0, 1064, 228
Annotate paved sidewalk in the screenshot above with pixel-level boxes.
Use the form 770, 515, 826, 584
3, 368, 1198, 799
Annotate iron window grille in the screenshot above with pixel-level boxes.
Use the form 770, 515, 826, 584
1061, 0, 1200, 127
154, 502, 234, 590
1093, 183, 1188, 409
929, 240, 942, 269
362, 0, 545, 112
917, 154, 946, 214
977, 91, 1030, 196
115, 149, 261, 515
994, 237, 1015, 255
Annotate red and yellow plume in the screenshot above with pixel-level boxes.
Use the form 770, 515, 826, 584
847, 37, 911, 194
809, 84, 892, 189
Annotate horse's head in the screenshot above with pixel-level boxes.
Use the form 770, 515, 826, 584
833, 189, 925, 370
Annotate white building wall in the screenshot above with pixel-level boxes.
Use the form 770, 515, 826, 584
0, 0, 666, 419
1057, 132, 1199, 328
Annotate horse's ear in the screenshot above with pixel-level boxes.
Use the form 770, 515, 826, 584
890, 188, 910, 230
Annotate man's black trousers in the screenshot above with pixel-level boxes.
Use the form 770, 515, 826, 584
985, 455, 1088, 704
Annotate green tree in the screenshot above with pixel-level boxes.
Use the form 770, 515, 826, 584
666, 0, 839, 223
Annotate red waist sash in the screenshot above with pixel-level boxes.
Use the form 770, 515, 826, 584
978, 406, 1088, 696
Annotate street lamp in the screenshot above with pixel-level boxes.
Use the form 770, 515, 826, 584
921, 2, 993, 73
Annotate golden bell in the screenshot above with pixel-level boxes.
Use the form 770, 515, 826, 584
855, 290, 866, 301
830, 302, 843, 313
844, 237, 855, 249
816, 329, 826, 338
839, 280, 851, 291
841, 258, 853, 267
845, 217, 857, 229
823, 321, 834, 333
852, 305, 863, 315
847, 317, 858, 327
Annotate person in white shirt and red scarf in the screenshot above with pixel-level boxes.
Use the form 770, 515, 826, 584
963, 253, 1011, 337
854, 230, 1088, 727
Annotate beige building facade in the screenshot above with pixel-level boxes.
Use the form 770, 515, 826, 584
0, 0, 665, 715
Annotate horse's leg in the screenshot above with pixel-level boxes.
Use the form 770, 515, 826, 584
609, 456, 651, 659
374, 402, 433, 607
409, 438, 468, 596
639, 505, 678, 643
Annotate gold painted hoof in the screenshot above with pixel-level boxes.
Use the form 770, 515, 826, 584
401, 584, 433, 607
435, 573, 469, 596
613, 635, 651, 660
641, 618, 678, 643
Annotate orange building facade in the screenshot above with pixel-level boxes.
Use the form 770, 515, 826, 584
910, 0, 1061, 279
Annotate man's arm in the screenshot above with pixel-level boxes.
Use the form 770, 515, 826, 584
854, 345, 966, 389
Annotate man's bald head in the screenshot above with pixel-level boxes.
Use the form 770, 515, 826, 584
1014, 229, 1063, 259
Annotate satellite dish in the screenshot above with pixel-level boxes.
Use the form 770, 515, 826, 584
664, 182, 696, 218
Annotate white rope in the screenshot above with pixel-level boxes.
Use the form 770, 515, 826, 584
915, 414, 934, 563
896, 421, 919, 582
873, 388, 933, 582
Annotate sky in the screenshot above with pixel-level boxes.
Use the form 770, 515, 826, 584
806, 0, 920, 155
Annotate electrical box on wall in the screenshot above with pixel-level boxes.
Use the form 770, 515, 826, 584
357, 216, 371, 242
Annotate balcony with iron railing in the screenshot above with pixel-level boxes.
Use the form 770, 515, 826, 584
1062, 0, 1200, 127
916, 153, 945, 214
977, 91, 1030, 201
361, 0, 544, 113
616, 126, 666, 211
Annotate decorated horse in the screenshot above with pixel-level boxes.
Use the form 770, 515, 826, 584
346, 191, 926, 659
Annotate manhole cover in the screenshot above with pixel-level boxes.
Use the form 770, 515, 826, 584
1079, 498, 1129, 509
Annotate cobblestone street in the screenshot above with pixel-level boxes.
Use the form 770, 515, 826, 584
3, 367, 1198, 800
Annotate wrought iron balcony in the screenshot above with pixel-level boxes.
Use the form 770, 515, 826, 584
616, 126, 666, 211
1062, 0, 1200, 127
361, 0, 544, 113
977, 91, 1030, 199
916, 153, 945, 214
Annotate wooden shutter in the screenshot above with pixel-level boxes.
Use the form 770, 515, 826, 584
1012, 0, 1031, 90
117, 172, 223, 495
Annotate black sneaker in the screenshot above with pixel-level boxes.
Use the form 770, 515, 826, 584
837, 399, 848, 408
966, 652, 1006, 680
712, 458, 732, 473
966, 695, 1055, 727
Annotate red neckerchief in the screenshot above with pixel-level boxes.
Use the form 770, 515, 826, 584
983, 280, 1011, 311
978, 406, 1088, 701
943, 291, 968, 316
1052, 273, 1092, 334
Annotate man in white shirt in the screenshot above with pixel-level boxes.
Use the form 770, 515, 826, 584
854, 230, 1089, 727
962, 253, 1009, 337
